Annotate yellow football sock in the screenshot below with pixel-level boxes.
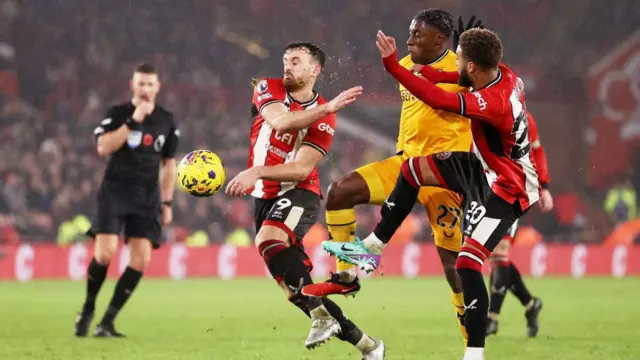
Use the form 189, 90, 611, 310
451, 291, 468, 346
326, 209, 357, 275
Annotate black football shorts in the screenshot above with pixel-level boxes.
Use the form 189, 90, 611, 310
426, 151, 525, 252
254, 188, 320, 247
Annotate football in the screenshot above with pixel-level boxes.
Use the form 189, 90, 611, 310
177, 150, 226, 197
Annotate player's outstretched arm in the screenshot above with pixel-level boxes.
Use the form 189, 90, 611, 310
261, 86, 362, 133
416, 65, 460, 84
225, 145, 323, 197
376, 31, 461, 114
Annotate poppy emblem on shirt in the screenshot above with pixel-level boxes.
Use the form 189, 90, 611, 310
143, 133, 153, 146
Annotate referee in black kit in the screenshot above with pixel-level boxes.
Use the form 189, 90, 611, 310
74, 63, 179, 337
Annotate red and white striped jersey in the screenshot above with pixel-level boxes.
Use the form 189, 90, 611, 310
247, 77, 336, 199
460, 64, 540, 209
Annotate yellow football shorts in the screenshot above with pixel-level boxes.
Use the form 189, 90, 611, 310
355, 154, 463, 252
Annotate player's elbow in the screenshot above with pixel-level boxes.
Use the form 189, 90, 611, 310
295, 163, 314, 181
96, 144, 111, 157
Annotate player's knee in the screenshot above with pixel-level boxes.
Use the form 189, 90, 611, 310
128, 238, 152, 271
94, 250, 115, 266
94, 235, 118, 265
255, 225, 291, 248
325, 181, 342, 210
325, 174, 368, 210
128, 249, 151, 271
493, 239, 511, 255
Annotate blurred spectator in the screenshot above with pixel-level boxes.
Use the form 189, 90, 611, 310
604, 177, 637, 227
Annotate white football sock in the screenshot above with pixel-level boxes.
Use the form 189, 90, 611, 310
356, 333, 377, 353
463, 347, 485, 360
363, 233, 385, 255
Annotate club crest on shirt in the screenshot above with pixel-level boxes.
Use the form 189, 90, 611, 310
127, 130, 142, 148
436, 151, 451, 160
154, 135, 166, 152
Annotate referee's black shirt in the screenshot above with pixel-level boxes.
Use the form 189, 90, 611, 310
93, 102, 179, 205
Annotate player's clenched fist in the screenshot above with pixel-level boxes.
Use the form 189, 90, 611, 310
225, 167, 261, 197
538, 189, 554, 213
132, 101, 154, 123
326, 86, 363, 113
376, 30, 397, 59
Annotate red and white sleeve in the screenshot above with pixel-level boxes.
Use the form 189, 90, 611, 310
301, 113, 337, 157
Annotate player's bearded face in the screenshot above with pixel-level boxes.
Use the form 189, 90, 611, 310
131, 72, 160, 102
456, 48, 473, 88
282, 49, 317, 91
459, 66, 473, 87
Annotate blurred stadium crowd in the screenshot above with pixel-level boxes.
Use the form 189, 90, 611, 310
0, 0, 638, 246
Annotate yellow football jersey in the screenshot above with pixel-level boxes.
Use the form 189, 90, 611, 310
396, 51, 471, 157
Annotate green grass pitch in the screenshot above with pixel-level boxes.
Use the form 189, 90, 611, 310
1, 277, 638, 359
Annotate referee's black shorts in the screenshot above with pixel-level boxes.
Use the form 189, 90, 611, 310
87, 181, 163, 249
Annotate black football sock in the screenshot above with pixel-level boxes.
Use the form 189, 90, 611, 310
82, 258, 108, 315
101, 266, 143, 324
457, 268, 489, 348
258, 240, 323, 311
372, 160, 420, 243
488, 263, 511, 317
322, 298, 377, 352
508, 262, 533, 307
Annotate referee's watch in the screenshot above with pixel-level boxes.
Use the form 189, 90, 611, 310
162, 200, 173, 207
126, 117, 141, 131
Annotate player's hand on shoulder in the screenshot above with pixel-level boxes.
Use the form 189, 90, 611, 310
376, 30, 397, 58
132, 101, 154, 123
225, 167, 261, 197
326, 86, 363, 113
453, 15, 484, 50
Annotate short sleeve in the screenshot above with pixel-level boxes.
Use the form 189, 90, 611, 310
459, 89, 505, 126
252, 78, 287, 113
93, 107, 124, 138
301, 113, 336, 157
162, 117, 179, 159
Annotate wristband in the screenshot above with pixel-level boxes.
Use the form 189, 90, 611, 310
162, 200, 173, 207
126, 118, 141, 130
540, 182, 549, 190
